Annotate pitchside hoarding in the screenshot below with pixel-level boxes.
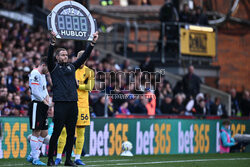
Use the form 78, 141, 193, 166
86, 118, 250, 156
0, 117, 249, 158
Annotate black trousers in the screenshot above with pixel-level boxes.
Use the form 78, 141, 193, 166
48, 101, 78, 161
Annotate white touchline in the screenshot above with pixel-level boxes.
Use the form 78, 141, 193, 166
0, 164, 27, 167
0, 158, 249, 167
85, 159, 130, 163
86, 158, 250, 167
0, 159, 131, 167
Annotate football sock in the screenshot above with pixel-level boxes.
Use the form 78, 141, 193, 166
57, 127, 67, 156
75, 154, 81, 160
30, 135, 40, 160
75, 127, 85, 160
56, 153, 62, 159
38, 136, 44, 149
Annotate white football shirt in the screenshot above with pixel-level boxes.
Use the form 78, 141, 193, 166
29, 69, 48, 101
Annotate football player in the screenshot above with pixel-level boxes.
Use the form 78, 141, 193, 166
27, 57, 50, 166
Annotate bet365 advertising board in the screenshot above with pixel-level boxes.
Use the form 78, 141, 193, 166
0, 117, 249, 158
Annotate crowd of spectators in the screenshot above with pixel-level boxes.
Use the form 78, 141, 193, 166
0, 14, 249, 118
0, 17, 50, 117
159, 0, 208, 26
0, 0, 26, 12
158, 1, 209, 54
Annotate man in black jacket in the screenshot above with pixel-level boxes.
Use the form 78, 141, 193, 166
182, 65, 201, 99
47, 31, 98, 166
210, 97, 227, 117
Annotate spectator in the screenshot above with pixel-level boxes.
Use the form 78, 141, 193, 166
7, 93, 14, 106
117, 101, 131, 115
13, 95, 21, 107
210, 97, 227, 117
204, 93, 213, 115
13, 95, 26, 116
194, 99, 207, 116
145, 91, 156, 116
93, 95, 114, 117
240, 90, 250, 117
120, 59, 133, 71
195, 93, 204, 109
155, 82, 164, 110
159, 0, 179, 23
11, 107, 20, 116
134, 95, 148, 114
101, 58, 111, 72
185, 98, 194, 115
182, 65, 201, 99
110, 88, 126, 112
5, 66, 13, 88
158, 0, 179, 51
0, 77, 7, 87
0, 96, 7, 116
127, 97, 136, 112
7, 77, 20, 93
140, 55, 155, 72
162, 80, 172, 96
160, 95, 173, 114
193, 6, 208, 25
172, 94, 185, 114
179, 4, 192, 23
173, 80, 184, 95
2, 106, 11, 116
0, 86, 8, 98
230, 88, 241, 116
220, 120, 237, 153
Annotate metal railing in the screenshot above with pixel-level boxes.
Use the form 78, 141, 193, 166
98, 21, 217, 65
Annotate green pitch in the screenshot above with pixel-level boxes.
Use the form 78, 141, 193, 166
0, 153, 250, 167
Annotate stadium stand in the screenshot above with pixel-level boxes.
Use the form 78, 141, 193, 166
0, 0, 249, 119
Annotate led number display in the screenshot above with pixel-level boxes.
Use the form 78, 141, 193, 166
47, 1, 97, 41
